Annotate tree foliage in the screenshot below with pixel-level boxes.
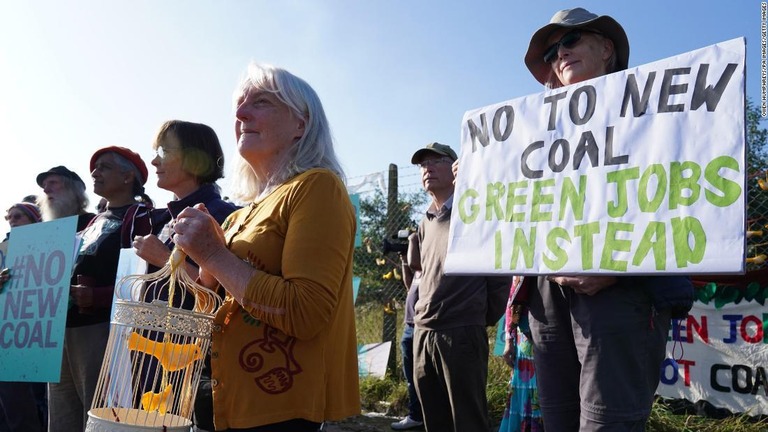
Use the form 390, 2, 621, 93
746, 99, 768, 270
353, 188, 428, 305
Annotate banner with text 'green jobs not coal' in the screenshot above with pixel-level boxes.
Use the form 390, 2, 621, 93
445, 38, 746, 276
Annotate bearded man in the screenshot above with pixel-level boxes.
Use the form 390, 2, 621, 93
36, 166, 94, 229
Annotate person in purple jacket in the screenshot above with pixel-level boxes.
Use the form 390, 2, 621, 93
132, 119, 239, 431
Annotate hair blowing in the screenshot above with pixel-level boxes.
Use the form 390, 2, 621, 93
111, 152, 154, 207
154, 120, 225, 185
229, 62, 346, 202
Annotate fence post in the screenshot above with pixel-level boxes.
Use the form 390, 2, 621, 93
383, 163, 399, 377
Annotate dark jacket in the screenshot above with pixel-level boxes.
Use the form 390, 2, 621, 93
641, 275, 694, 319
514, 275, 694, 320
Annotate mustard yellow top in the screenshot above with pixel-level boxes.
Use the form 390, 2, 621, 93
210, 168, 360, 429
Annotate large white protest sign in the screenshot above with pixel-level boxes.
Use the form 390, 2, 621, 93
446, 38, 746, 275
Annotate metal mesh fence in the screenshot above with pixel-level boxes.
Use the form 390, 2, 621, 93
352, 164, 426, 378
350, 163, 508, 385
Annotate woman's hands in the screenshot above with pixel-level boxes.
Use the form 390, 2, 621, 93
174, 204, 257, 301
172, 204, 227, 268
132, 234, 171, 268
198, 267, 219, 290
546, 275, 618, 296
70, 284, 94, 312
0, 268, 10, 290
70, 275, 111, 313
501, 338, 516, 367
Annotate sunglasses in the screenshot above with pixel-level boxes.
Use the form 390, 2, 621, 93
543, 29, 602, 64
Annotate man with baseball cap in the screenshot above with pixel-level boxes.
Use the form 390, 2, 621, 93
408, 142, 509, 432
36, 165, 94, 230
409, 142, 458, 164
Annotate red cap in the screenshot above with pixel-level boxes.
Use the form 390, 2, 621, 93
90, 146, 148, 185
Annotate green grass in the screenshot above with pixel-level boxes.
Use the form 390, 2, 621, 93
355, 309, 767, 431
360, 375, 768, 431
486, 354, 511, 421
646, 400, 767, 432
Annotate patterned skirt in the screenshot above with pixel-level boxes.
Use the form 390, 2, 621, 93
498, 318, 544, 432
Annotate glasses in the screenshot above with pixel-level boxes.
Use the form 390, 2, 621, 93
418, 157, 453, 169
152, 146, 178, 160
5, 213, 26, 222
543, 29, 602, 64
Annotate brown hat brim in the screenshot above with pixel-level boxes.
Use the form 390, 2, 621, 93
524, 14, 629, 85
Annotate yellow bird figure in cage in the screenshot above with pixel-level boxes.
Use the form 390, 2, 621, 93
758, 177, 768, 191
140, 384, 174, 414
747, 254, 767, 265
127, 332, 203, 372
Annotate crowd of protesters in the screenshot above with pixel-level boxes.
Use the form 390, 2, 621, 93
0, 7, 697, 432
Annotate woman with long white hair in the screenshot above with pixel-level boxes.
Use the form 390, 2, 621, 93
172, 63, 360, 431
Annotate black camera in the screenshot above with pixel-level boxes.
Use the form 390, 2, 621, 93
381, 229, 414, 255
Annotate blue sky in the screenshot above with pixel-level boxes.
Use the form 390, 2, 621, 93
0, 0, 759, 233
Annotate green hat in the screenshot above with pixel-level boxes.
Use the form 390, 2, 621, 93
411, 142, 458, 164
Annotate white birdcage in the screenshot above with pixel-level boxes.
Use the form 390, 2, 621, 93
86, 250, 221, 432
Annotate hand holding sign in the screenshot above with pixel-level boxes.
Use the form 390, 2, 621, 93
452, 160, 460, 184
132, 234, 172, 268
71, 275, 96, 314
0, 267, 10, 289
546, 275, 618, 296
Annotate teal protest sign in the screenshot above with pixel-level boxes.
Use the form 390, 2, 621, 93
0, 216, 78, 382
350, 193, 361, 247
0, 241, 6, 269
352, 276, 361, 305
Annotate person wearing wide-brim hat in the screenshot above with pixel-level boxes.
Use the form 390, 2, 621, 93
514, 7, 693, 432
36, 165, 94, 224
524, 7, 629, 88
